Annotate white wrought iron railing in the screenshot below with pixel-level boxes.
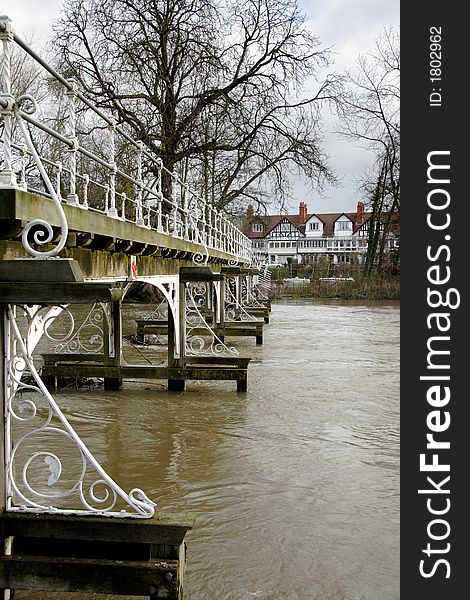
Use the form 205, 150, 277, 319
0, 15, 252, 264
4, 304, 157, 517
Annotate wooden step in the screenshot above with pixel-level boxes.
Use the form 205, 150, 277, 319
0, 511, 194, 599
40, 361, 250, 391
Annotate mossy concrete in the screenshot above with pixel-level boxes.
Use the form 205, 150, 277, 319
0, 188, 250, 279
0, 239, 219, 279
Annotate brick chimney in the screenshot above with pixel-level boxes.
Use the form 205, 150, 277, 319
356, 201, 364, 226
247, 203, 254, 218
299, 201, 308, 224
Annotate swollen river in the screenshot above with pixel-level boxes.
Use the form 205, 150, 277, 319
16, 300, 399, 600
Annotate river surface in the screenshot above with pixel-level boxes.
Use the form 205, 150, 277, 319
15, 300, 399, 600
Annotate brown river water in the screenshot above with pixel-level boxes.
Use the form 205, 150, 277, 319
15, 300, 399, 600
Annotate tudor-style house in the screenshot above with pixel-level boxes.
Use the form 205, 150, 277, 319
242, 201, 399, 265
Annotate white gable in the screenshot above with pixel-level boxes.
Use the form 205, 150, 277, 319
304, 215, 324, 237
334, 214, 354, 237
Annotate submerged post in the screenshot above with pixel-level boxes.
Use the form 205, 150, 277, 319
167, 276, 185, 391
103, 299, 123, 391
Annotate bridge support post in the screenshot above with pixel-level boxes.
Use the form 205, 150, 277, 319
213, 279, 225, 343
167, 277, 185, 392
103, 300, 123, 391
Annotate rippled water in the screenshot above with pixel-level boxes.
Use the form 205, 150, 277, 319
15, 300, 399, 600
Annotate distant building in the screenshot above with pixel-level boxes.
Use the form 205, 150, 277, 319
242, 201, 399, 266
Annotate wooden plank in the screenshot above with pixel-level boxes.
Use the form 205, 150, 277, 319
183, 356, 251, 368
0, 555, 179, 597
41, 364, 248, 381
138, 326, 262, 338
40, 365, 180, 379
0, 512, 194, 546
137, 320, 261, 329
40, 363, 250, 384
179, 267, 223, 282
224, 319, 264, 326
221, 266, 257, 276
0, 282, 124, 304
222, 329, 258, 337
183, 368, 246, 380
0, 259, 85, 282
42, 353, 104, 364
220, 266, 241, 275
11, 537, 154, 561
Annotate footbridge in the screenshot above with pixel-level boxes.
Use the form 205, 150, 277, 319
0, 15, 271, 599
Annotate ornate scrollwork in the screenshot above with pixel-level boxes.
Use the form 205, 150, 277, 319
241, 276, 264, 308
224, 277, 257, 322
51, 303, 105, 353
187, 211, 209, 266
4, 304, 156, 517
144, 298, 169, 321
13, 97, 69, 258
185, 283, 238, 357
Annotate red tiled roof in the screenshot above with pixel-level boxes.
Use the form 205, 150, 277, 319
245, 214, 306, 238
243, 209, 399, 238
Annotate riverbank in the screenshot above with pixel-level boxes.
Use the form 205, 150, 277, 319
270, 273, 400, 301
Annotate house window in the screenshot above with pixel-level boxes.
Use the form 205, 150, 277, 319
309, 222, 320, 231
252, 223, 263, 233
337, 221, 351, 231
280, 222, 290, 232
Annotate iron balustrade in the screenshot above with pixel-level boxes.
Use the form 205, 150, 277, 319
0, 16, 252, 263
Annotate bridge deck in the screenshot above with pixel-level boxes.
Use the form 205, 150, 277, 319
0, 188, 249, 278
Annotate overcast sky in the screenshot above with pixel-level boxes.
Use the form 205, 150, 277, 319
2, 0, 399, 214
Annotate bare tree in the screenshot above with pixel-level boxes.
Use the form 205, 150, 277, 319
51, 0, 340, 209
337, 28, 400, 273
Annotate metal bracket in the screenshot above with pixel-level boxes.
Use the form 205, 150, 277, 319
2, 304, 156, 518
